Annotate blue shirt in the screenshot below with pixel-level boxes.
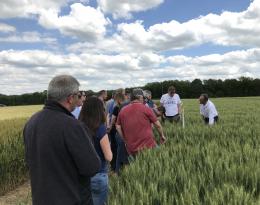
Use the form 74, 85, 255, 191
71, 106, 81, 119
93, 124, 108, 173
146, 99, 154, 108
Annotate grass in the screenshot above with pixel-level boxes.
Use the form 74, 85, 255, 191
0, 105, 42, 120
0, 97, 259, 204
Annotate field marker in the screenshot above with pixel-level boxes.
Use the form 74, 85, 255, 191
182, 107, 185, 128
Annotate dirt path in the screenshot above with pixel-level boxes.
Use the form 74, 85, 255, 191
0, 182, 31, 205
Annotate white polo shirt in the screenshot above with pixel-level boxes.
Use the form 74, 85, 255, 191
200, 100, 218, 125
160, 93, 181, 116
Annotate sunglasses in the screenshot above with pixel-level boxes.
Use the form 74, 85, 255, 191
78, 94, 86, 98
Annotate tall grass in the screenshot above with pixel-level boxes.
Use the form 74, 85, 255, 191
0, 118, 28, 195
109, 97, 260, 204
0, 98, 259, 204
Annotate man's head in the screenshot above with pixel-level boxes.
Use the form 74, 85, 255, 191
199, 93, 209, 105
80, 91, 86, 102
98, 90, 107, 101
47, 75, 80, 112
144, 90, 152, 100
114, 92, 125, 105
130, 88, 144, 102
124, 91, 131, 101
168, 86, 176, 97
75, 91, 86, 107
85, 90, 95, 100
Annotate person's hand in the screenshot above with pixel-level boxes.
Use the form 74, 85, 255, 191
160, 135, 166, 144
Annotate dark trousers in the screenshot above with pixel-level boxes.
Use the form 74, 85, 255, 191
204, 116, 218, 124
115, 133, 129, 174
109, 130, 117, 171
165, 114, 180, 123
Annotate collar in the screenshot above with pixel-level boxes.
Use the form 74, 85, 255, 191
204, 100, 210, 107
44, 100, 74, 117
131, 100, 142, 104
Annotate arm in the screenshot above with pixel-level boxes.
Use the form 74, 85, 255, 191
159, 96, 164, 107
177, 95, 181, 114
108, 106, 119, 131
107, 114, 116, 133
100, 134, 113, 162
208, 110, 215, 125
146, 107, 166, 143
177, 103, 181, 114
106, 113, 110, 128
65, 123, 101, 177
200, 105, 205, 120
153, 120, 166, 144
116, 124, 124, 139
111, 114, 117, 127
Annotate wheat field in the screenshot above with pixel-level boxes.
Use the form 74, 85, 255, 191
0, 97, 259, 204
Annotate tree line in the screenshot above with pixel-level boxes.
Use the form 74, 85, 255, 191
0, 77, 259, 106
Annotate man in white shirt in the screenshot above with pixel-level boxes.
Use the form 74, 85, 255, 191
160, 86, 181, 123
71, 91, 86, 119
199, 93, 218, 125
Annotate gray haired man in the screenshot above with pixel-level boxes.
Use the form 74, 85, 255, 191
23, 75, 100, 205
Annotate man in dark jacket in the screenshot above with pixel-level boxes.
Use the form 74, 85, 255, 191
23, 75, 101, 205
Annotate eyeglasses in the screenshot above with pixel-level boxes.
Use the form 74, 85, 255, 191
78, 94, 86, 99
69, 92, 80, 98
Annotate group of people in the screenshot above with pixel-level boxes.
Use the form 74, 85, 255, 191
23, 75, 219, 205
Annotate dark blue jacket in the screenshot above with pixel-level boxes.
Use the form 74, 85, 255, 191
23, 100, 101, 205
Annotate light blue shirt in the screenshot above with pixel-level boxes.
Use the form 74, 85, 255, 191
71, 106, 82, 119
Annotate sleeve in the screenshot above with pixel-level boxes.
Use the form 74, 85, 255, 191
145, 106, 157, 123
177, 94, 181, 104
106, 101, 111, 114
160, 95, 164, 104
116, 112, 122, 126
208, 106, 215, 125
200, 105, 203, 115
97, 124, 107, 140
65, 122, 101, 177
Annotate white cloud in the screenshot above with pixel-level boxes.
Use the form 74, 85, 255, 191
0, 0, 68, 18
0, 23, 16, 33
1, 48, 260, 94
0, 32, 56, 44
38, 3, 110, 41
68, 0, 260, 53
97, 0, 164, 19
1, 1, 260, 94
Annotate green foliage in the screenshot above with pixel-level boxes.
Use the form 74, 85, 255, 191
109, 97, 260, 204
0, 97, 259, 205
0, 92, 47, 106
1, 77, 260, 106
0, 118, 28, 195
142, 77, 260, 98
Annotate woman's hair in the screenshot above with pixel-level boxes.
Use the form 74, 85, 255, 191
79, 96, 106, 134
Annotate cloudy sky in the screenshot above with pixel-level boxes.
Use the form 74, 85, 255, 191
0, 0, 259, 94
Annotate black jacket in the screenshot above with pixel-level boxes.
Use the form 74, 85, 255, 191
23, 100, 101, 205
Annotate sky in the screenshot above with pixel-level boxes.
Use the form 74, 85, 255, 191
0, 0, 260, 94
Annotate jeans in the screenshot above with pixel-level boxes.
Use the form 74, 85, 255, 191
91, 172, 108, 205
